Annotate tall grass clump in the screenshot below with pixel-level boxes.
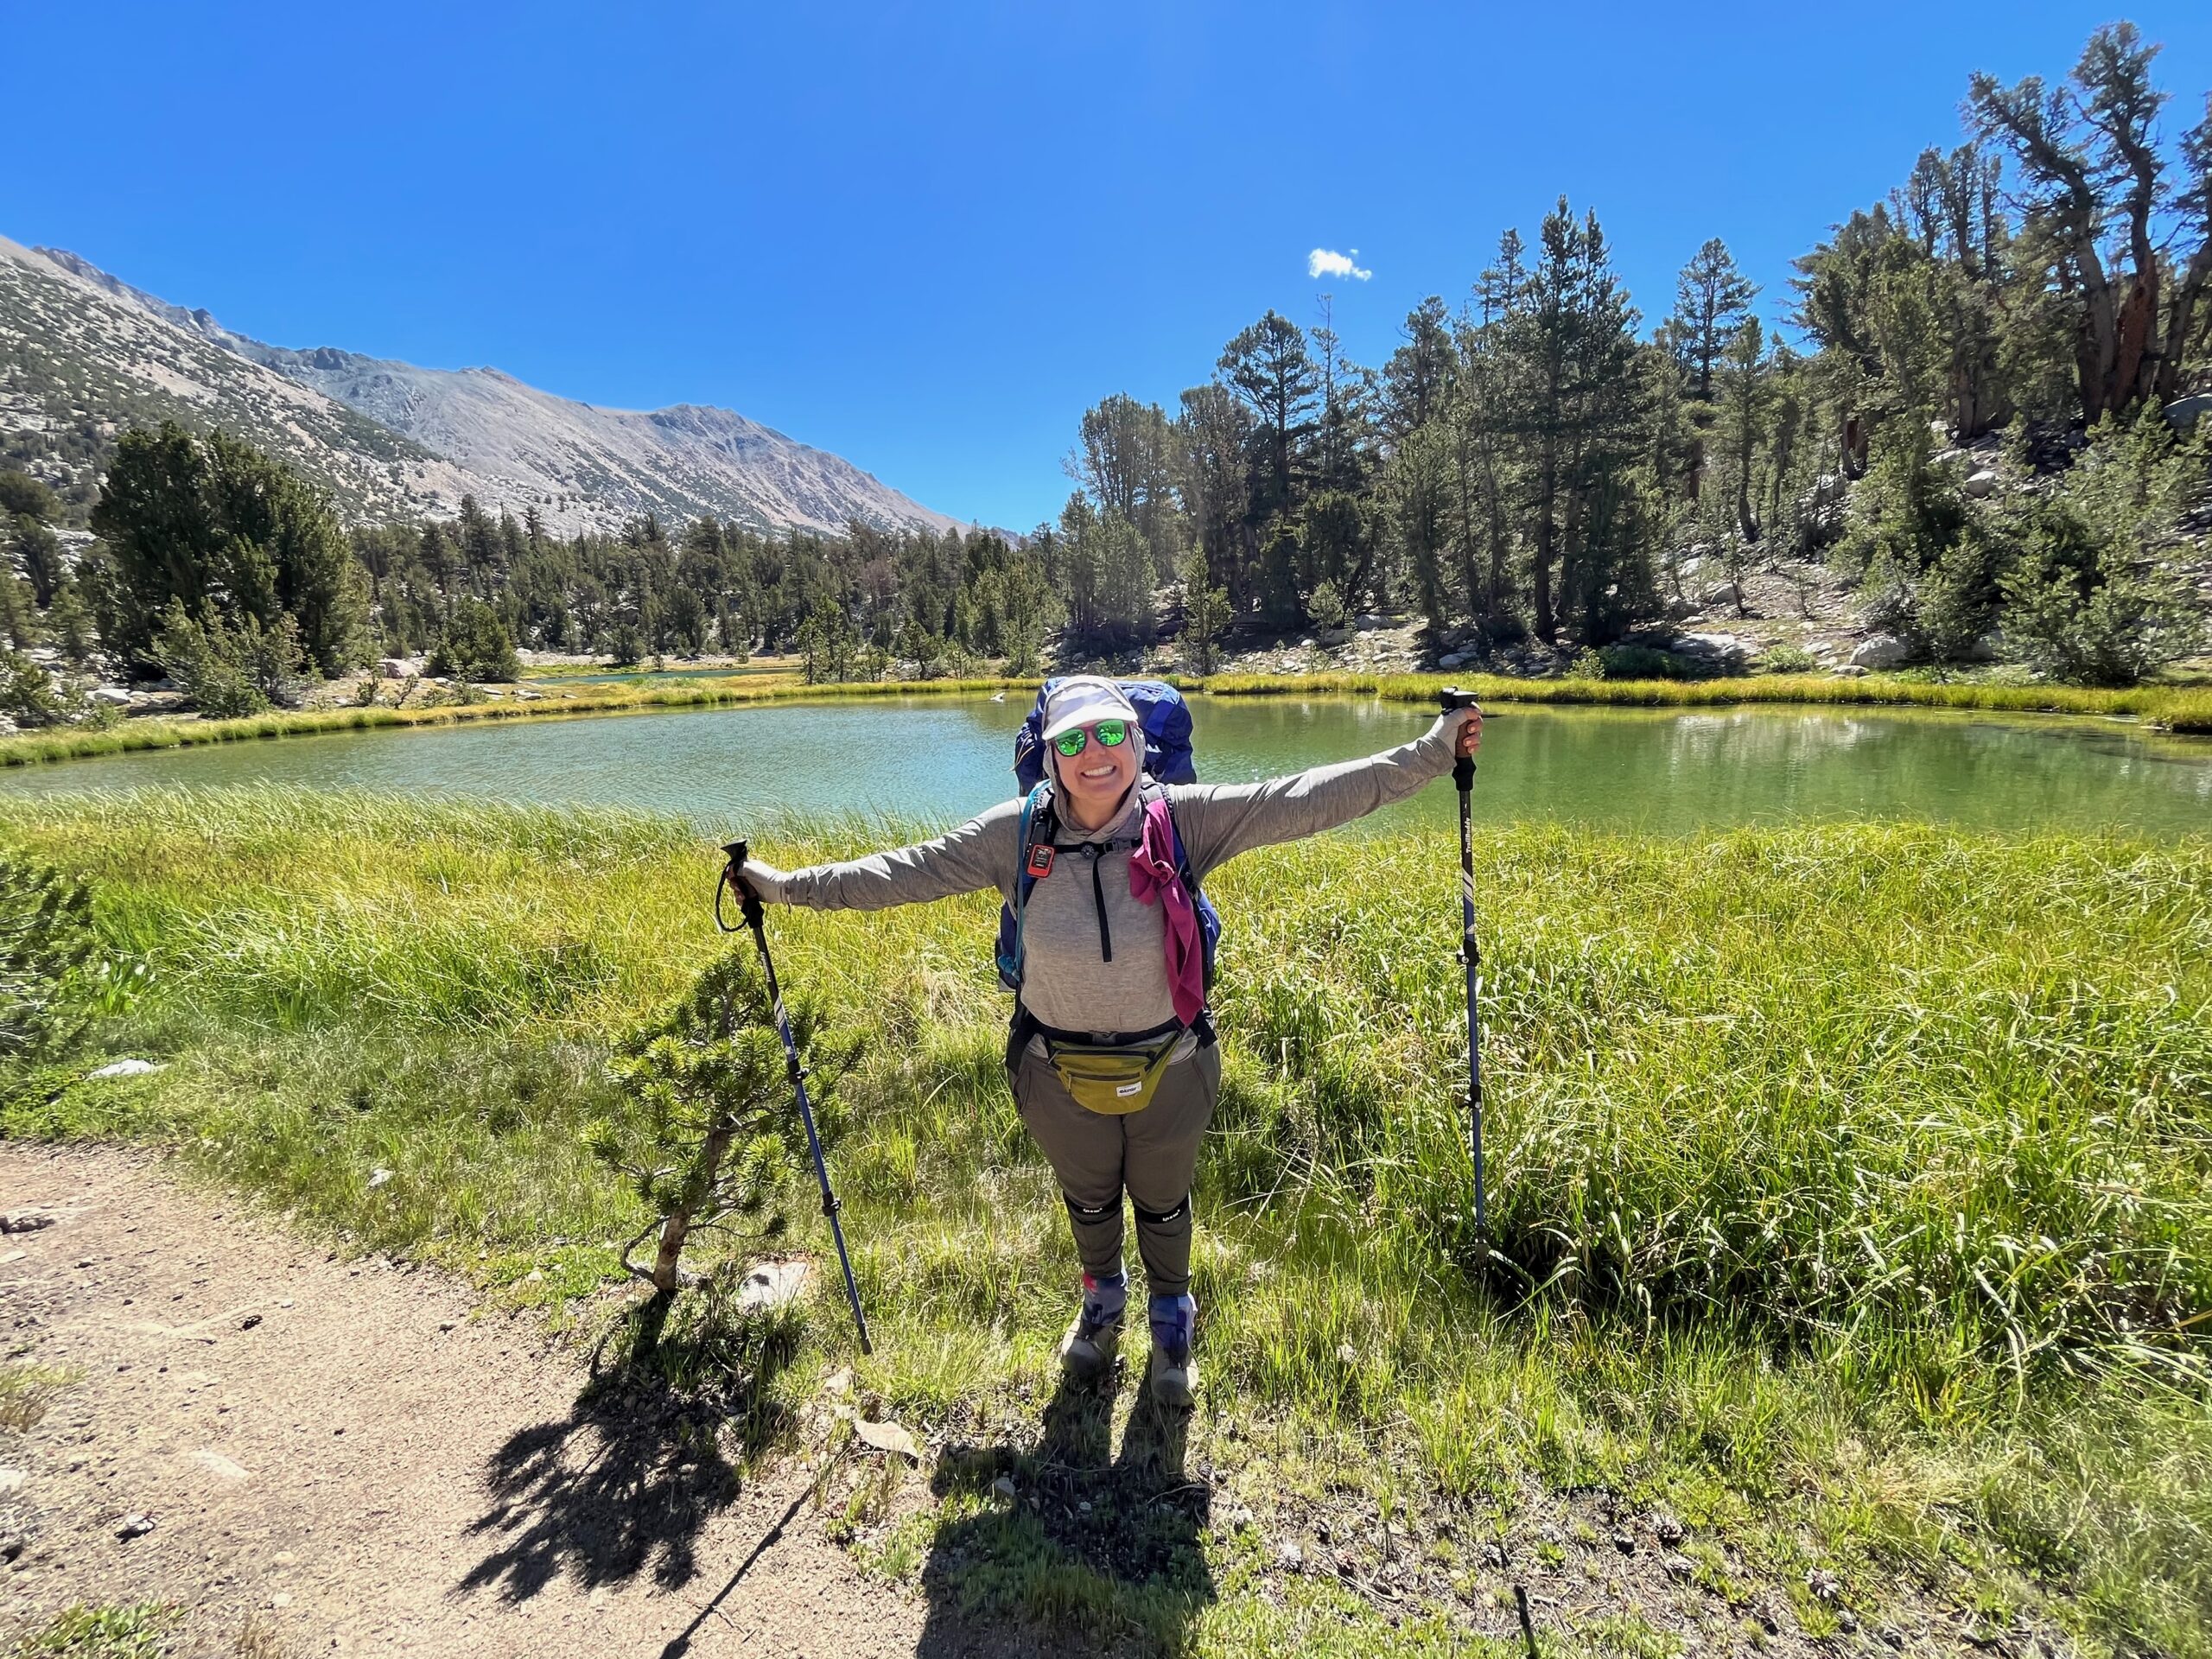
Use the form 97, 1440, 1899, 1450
1201, 827, 2212, 1384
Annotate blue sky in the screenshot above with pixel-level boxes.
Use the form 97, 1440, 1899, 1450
6, 2, 2210, 531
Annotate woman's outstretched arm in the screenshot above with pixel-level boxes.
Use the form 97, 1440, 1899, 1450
1169, 709, 1478, 878
740, 799, 1023, 911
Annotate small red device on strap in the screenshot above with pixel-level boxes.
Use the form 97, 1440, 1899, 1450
1027, 843, 1056, 878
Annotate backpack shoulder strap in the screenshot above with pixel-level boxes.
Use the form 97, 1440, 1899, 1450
1014, 781, 1053, 892
1006, 781, 1053, 990
1140, 780, 1203, 893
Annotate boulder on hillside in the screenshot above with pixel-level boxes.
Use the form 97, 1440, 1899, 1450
1316, 627, 1351, 645
1674, 632, 1753, 664
1436, 652, 1470, 670
1699, 580, 1743, 608
1963, 469, 2000, 499
1850, 632, 1912, 670
2164, 393, 2212, 435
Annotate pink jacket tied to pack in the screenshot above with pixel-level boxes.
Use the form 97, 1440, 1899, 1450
1128, 797, 1206, 1027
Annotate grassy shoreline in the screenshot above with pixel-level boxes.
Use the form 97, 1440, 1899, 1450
3, 788, 2206, 1655
4, 669, 2207, 772
1200, 669, 2212, 730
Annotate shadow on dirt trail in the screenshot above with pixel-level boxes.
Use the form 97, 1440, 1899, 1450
914, 1360, 1216, 1656
458, 1290, 798, 1602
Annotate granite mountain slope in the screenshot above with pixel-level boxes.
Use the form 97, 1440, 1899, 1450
2, 237, 472, 524
5, 238, 964, 536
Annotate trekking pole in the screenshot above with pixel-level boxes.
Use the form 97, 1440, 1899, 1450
716, 842, 873, 1355
1440, 688, 1487, 1243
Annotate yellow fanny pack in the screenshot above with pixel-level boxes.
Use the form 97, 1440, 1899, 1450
1045, 1033, 1182, 1115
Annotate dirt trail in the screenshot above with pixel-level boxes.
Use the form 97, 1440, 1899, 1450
0, 1144, 995, 1659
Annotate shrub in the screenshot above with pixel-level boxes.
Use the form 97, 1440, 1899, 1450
1574, 644, 1700, 682
428, 601, 520, 683
0, 470, 59, 522
1306, 578, 1351, 633
1997, 411, 2209, 685
0, 652, 109, 730
151, 601, 308, 716
1916, 518, 2011, 661
1178, 545, 1230, 676
1832, 420, 1969, 645
2001, 505, 2198, 684
587, 951, 862, 1293
1759, 644, 1818, 674
1, 651, 67, 728
0, 851, 94, 1066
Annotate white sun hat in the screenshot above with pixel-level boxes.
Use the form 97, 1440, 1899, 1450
1037, 676, 1141, 745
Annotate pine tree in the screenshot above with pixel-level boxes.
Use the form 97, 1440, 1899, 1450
1382, 422, 1452, 630
1218, 312, 1320, 529
1719, 317, 1769, 550
1176, 543, 1230, 673
1971, 22, 2212, 421
1498, 202, 1649, 644
10, 517, 62, 608
1381, 297, 1454, 442
1172, 384, 1255, 608
1665, 239, 1757, 404
88, 423, 365, 675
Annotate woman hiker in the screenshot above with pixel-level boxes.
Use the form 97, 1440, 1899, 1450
735, 677, 1482, 1408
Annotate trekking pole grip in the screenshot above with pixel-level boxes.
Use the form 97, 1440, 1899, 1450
718, 839, 765, 931
1440, 686, 1479, 789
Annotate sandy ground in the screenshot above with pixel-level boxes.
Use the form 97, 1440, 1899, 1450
0, 1144, 1013, 1659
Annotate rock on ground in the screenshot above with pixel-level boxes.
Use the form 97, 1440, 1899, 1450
1850, 633, 1913, 670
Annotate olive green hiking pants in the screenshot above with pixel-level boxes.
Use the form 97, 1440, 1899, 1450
1008, 1040, 1221, 1299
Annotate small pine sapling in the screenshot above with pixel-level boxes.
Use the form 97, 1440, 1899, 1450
588, 951, 861, 1294
0, 852, 95, 1066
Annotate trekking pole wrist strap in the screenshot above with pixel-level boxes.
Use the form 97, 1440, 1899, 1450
718, 840, 765, 931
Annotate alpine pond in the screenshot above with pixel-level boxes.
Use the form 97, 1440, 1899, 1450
2, 691, 2208, 837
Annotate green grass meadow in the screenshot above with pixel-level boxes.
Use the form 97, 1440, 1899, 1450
2, 787, 2208, 1655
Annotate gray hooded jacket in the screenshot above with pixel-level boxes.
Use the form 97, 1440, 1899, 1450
748, 715, 1459, 1036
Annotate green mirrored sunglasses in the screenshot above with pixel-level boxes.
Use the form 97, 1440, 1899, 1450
1052, 718, 1128, 758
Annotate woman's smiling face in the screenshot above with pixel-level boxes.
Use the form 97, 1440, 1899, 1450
1052, 721, 1140, 824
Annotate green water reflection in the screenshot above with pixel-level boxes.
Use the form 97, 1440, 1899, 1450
2, 695, 2206, 838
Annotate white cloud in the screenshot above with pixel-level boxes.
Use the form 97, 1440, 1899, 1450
1307, 247, 1372, 282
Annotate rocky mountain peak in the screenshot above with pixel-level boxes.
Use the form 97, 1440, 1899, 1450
7, 240, 968, 538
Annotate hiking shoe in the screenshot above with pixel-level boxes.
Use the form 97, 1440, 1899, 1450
1059, 1270, 1127, 1380
1148, 1293, 1198, 1408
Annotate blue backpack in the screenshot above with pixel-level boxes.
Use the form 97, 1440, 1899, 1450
1010, 678, 1198, 791
995, 681, 1221, 1010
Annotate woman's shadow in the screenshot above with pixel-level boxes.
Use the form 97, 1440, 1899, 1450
913, 1356, 1216, 1656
